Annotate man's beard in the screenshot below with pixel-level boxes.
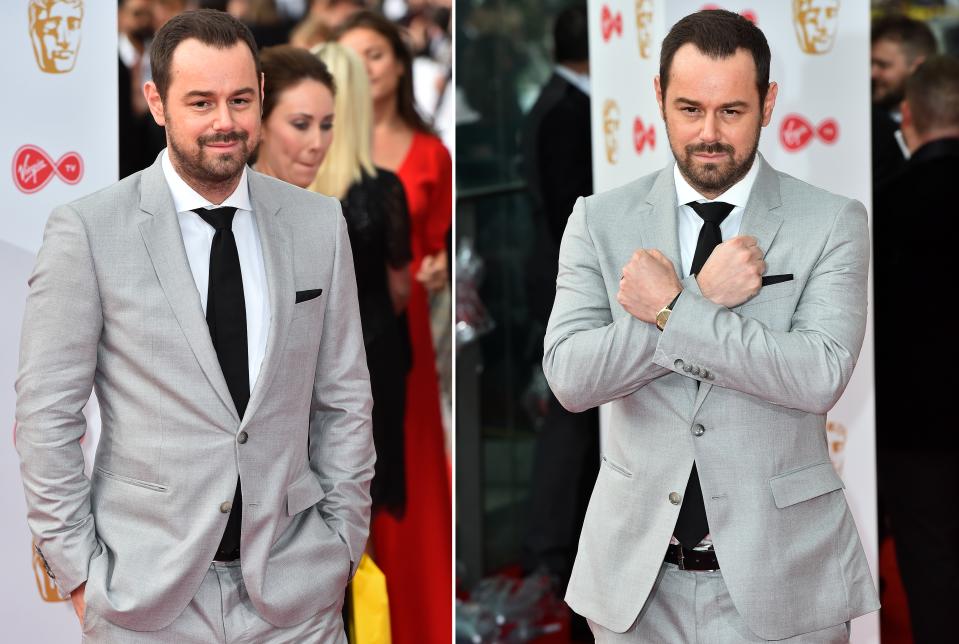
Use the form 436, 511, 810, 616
167, 124, 252, 188
669, 121, 760, 196
872, 81, 904, 111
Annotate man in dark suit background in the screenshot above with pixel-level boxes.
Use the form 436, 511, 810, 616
874, 54, 959, 644
520, 6, 596, 638
870, 15, 937, 189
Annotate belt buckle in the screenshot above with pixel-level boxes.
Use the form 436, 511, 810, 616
676, 544, 686, 570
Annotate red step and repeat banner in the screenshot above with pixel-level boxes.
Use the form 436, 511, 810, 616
1, 2, 115, 640
589, 1, 878, 641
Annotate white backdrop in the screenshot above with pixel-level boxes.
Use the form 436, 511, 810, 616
588, 1, 879, 641
0, 2, 115, 641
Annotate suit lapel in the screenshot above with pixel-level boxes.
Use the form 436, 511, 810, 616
640, 164, 697, 404
691, 156, 784, 415
137, 157, 239, 423
240, 172, 292, 430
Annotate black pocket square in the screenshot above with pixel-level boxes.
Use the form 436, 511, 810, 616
761, 274, 793, 286
295, 289, 323, 303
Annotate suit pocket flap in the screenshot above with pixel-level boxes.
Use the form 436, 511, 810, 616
287, 471, 326, 516
769, 461, 843, 509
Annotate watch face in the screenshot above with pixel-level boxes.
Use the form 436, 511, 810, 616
656, 308, 670, 330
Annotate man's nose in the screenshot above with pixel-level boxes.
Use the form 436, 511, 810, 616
212, 102, 235, 131
700, 112, 720, 143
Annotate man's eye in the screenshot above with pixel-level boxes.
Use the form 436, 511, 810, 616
723, 109, 740, 116
681, 107, 699, 114
192, 101, 211, 108
231, 98, 250, 106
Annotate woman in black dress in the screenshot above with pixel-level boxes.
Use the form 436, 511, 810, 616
310, 42, 412, 519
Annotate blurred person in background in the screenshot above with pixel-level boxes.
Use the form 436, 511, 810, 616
226, 0, 297, 48
118, 0, 166, 177
290, 0, 365, 49
871, 14, 938, 188
254, 44, 336, 189
152, 0, 188, 30
519, 4, 596, 641
338, 10, 452, 644
311, 41, 413, 524
874, 54, 959, 644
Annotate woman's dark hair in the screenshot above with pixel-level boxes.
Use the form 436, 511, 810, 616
660, 9, 771, 107
335, 10, 432, 133
151, 9, 261, 101
260, 44, 336, 121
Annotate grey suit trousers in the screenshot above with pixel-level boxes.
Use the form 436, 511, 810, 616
81, 561, 347, 644
587, 563, 850, 643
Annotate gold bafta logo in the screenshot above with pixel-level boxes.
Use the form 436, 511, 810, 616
602, 99, 620, 165
826, 420, 847, 476
635, 0, 654, 60
32, 542, 66, 603
28, 0, 84, 74
793, 0, 839, 55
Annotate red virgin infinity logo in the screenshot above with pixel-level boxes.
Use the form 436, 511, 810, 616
601, 5, 623, 41
12, 144, 83, 194
634, 117, 655, 153
779, 115, 838, 152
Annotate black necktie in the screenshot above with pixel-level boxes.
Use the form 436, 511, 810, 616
674, 200, 734, 548
194, 206, 247, 560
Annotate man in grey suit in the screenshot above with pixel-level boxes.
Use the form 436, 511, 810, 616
543, 10, 879, 642
16, 10, 373, 642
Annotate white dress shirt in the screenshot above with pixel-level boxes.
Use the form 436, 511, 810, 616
555, 64, 591, 97
160, 150, 270, 392
674, 157, 760, 279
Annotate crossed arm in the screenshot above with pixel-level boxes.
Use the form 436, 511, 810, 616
543, 196, 869, 415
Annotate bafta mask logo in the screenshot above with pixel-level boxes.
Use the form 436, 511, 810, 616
635, 0, 653, 59
12, 144, 84, 193
793, 0, 840, 55
779, 114, 838, 152
602, 99, 620, 165
32, 542, 66, 602
28, 0, 84, 74
601, 5, 623, 43
633, 116, 655, 154
826, 420, 847, 475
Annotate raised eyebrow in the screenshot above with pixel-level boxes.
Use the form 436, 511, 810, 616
720, 101, 750, 110
182, 88, 258, 100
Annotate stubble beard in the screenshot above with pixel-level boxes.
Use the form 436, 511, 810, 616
166, 117, 253, 190
667, 119, 761, 196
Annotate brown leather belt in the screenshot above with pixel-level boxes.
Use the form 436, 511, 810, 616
664, 543, 720, 571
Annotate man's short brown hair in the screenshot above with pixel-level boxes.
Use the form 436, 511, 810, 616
150, 9, 261, 101
905, 55, 959, 135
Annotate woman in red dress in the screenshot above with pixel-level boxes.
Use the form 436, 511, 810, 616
338, 11, 452, 644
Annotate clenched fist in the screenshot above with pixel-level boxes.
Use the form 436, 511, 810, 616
696, 235, 766, 308
617, 249, 682, 323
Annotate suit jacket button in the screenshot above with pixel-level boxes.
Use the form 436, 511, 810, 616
692, 366, 701, 376
220, 501, 232, 513
701, 369, 710, 379
237, 431, 248, 444
674, 359, 685, 371
683, 364, 693, 373
692, 424, 705, 437
669, 492, 682, 505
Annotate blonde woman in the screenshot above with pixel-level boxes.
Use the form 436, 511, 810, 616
311, 42, 412, 520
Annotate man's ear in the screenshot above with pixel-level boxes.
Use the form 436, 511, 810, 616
144, 81, 166, 127
761, 81, 779, 127
654, 75, 665, 119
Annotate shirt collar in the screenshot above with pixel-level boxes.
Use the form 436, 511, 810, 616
673, 155, 760, 208
161, 148, 252, 214
554, 65, 590, 97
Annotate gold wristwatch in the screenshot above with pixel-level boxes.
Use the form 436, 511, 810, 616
656, 292, 681, 331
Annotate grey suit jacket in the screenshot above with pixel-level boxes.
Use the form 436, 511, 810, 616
543, 156, 879, 639
15, 155, 375, 631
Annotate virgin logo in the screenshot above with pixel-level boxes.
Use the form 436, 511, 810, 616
601, 5, 623, 42
779, 114, 839, 152
12, 144, 83, 194
701, 4, 758, 24
634, 117, 655, 153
